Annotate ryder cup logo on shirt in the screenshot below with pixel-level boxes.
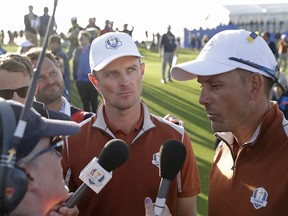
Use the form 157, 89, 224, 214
250, 187, 268, 209
105, 36, 122, 50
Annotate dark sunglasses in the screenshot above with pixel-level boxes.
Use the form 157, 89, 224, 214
18, 136, 64, 165
0, 86, 29, 100
229, 57, 279, 82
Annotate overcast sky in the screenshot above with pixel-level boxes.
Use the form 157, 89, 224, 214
0, 0, 286, 42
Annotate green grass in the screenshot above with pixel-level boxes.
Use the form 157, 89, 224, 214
4, 44, 214, 215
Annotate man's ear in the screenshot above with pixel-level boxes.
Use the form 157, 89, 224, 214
250, 73, 262, 101
88, 73, 101, 92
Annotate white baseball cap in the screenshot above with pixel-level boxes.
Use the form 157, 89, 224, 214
19, 40, 34, 48
171, 29, 279, 82
89, 32, 143, 72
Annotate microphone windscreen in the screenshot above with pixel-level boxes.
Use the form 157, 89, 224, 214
159, 140, 187, 180
98, 139, 130, 172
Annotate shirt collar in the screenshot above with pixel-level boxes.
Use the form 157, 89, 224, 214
60, 96, 71, 116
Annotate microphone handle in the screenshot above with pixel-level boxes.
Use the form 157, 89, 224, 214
64, 183, 88, 208
154, 178, 171, 215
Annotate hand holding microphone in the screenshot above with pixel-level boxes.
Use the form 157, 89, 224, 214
145, 197, 172, 216
154, 140, 187, 216
64, 139, 130, 208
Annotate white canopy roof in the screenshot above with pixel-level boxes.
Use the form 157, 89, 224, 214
224, 3, 288, 23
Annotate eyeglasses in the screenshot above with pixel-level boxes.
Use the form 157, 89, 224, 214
229, 57, 279, 82
0, 86, 29, 100
18, 136, 64, 165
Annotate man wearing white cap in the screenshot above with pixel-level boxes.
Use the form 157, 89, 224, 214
171, 29, 288, 215
17, 39, 35, 54
62, 32, 200, 216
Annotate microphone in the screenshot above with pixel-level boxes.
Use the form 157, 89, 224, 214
64, 139, 130, 208
154, 140, 187, 216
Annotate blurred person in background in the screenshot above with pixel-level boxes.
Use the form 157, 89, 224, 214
0, 31, 7, 55
85, 17, 100, 41
49, 34, 71, 101
159, 25, 177, 84
261, 32, 278, 59
0, 53, 71, 120
72, 30, 99, 112
116, 23, 134, 37
277, 34, 288, 72
24, 5, 39, 46
272, 71, 288, 118
66, 17, 83, 60
24, 48, 94, 123
100, 19, 114, 36
38, 6, 57, 46
54, 55, 70, 100
17, 39, 35, 54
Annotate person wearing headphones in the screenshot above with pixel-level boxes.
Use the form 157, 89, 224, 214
0, 99, 80, 215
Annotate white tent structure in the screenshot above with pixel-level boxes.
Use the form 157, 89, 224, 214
224, 3, 288, 33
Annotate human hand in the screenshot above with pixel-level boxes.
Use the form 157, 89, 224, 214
47, 193, 79, 216
144, 197, 172, 216
163, 114, 184, 126
47, 206, 79, 216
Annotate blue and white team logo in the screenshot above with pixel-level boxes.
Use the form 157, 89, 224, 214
88, 168, 105, 186
250, 187, 268, 209
152, 152, 160, 168
105, 36, 122, 50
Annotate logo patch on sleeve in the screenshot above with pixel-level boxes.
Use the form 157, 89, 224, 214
250, 187, 268, 209
152, 152, 160, 168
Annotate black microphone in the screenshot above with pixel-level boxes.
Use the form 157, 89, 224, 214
64, 139, 130, 208
154, 140, 187, 215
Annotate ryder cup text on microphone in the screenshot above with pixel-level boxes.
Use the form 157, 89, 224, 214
64, 139, 130, 208
80, 157, 111, 193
